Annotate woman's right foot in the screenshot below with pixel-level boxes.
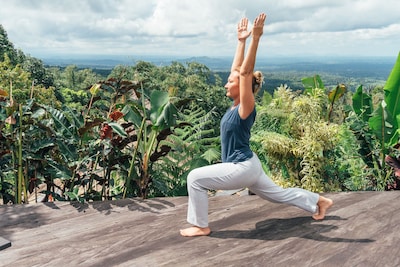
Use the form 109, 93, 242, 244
312, 196, 333, 220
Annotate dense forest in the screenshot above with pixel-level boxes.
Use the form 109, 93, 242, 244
1, 24, 399, 205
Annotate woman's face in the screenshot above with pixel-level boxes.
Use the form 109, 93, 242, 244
224, 71, 240, 99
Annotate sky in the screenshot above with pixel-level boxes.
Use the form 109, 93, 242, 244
1, 0, 399, 60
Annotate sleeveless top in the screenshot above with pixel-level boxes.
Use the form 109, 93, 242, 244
220, 105, 256, 163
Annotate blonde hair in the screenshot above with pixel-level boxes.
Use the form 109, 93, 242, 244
252, 71, 264, 94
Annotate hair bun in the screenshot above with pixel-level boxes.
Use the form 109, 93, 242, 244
252, 71, 264, 93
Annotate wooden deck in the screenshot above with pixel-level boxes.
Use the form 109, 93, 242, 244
1, 191, 399, 267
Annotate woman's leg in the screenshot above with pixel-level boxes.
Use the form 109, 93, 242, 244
181, 160, 258, 236
181, 154, 333, 236
248, 154, 332, 218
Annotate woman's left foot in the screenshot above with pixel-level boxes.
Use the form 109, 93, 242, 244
180, 226, 211, 237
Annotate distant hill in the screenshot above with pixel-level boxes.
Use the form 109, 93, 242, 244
42, 55, 233, 70
42, 54, 396, 91
42, 55, 395, 79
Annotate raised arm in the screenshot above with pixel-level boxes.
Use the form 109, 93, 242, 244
231, 18, 251, 73
238, 13, 266, 119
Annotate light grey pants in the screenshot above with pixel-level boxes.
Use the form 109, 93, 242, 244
186, 153, 319, 227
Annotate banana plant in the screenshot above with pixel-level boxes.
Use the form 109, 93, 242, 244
380, 52, 400, 147
122, 88, 186, 198
351, 85, 375, 169
352, 85, 373, 122
354, 54, 400, 154
301, 75, 324, 94
351, 52, 400, 186
327, 84, 347, 123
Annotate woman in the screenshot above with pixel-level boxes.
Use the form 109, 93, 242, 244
180, 13, 333, 237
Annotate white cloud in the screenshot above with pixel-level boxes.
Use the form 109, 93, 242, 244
0, 0, 399, 59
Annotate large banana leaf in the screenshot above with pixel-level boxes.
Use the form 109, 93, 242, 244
367, 53, 400, 149
383, 52, 400, 146
384, 53, 400, 118
108, 122, 127, 138
301, 75, 324, 93
122, 104, 143, 128
328, 84, 346, 104
150, 90, 178, 129
390, 112, 400, 145
352, 85, 373, 122
368, 101, 393, 148
155, 101, 178, 129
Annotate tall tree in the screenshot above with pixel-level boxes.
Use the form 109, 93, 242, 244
22, 56, 54, 88
0, 25, 18, 65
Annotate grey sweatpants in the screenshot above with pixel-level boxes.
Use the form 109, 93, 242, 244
186, 153, 319, 227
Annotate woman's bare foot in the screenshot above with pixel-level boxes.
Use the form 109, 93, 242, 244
312, 196, 333, 220
180, 226, 211, 237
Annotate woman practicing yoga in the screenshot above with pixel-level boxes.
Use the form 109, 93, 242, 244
180, 13, 333, 237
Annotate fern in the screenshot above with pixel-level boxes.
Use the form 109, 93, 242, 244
150, 106, 220, 197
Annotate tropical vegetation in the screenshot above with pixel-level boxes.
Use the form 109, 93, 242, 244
1, 24, 399, 204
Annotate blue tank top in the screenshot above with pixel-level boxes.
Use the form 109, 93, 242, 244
220, 105, 256, 163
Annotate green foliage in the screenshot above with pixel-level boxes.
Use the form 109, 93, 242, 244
60, 65, 101, 90
327, 84, 347, 123
352, 85, 373, 122
122, 88, 181, 198
382, 52, 400, 146
367, 53, 400, 148
59, 88, 89, 111
21, 55, 55, 88
252, 84, 333, 192
0, 54, 31, 102
2, 31, 400, 204
150, 106, 220, 197
0, 25, 18, 64
0, 69, 221, 202
301, 75, 325, 93
327, 126, 373, 191
0, 53, 60, 109
348, 53, 400, 189
1, 25, 54, 89
0, 98, 60, 203
252, 80, 372, 192
126, 61, 229, 136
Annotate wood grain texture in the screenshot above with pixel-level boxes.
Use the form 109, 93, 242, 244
0, 191, 399, 267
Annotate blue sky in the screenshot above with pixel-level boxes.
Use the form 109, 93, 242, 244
1, 0, 399, 60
